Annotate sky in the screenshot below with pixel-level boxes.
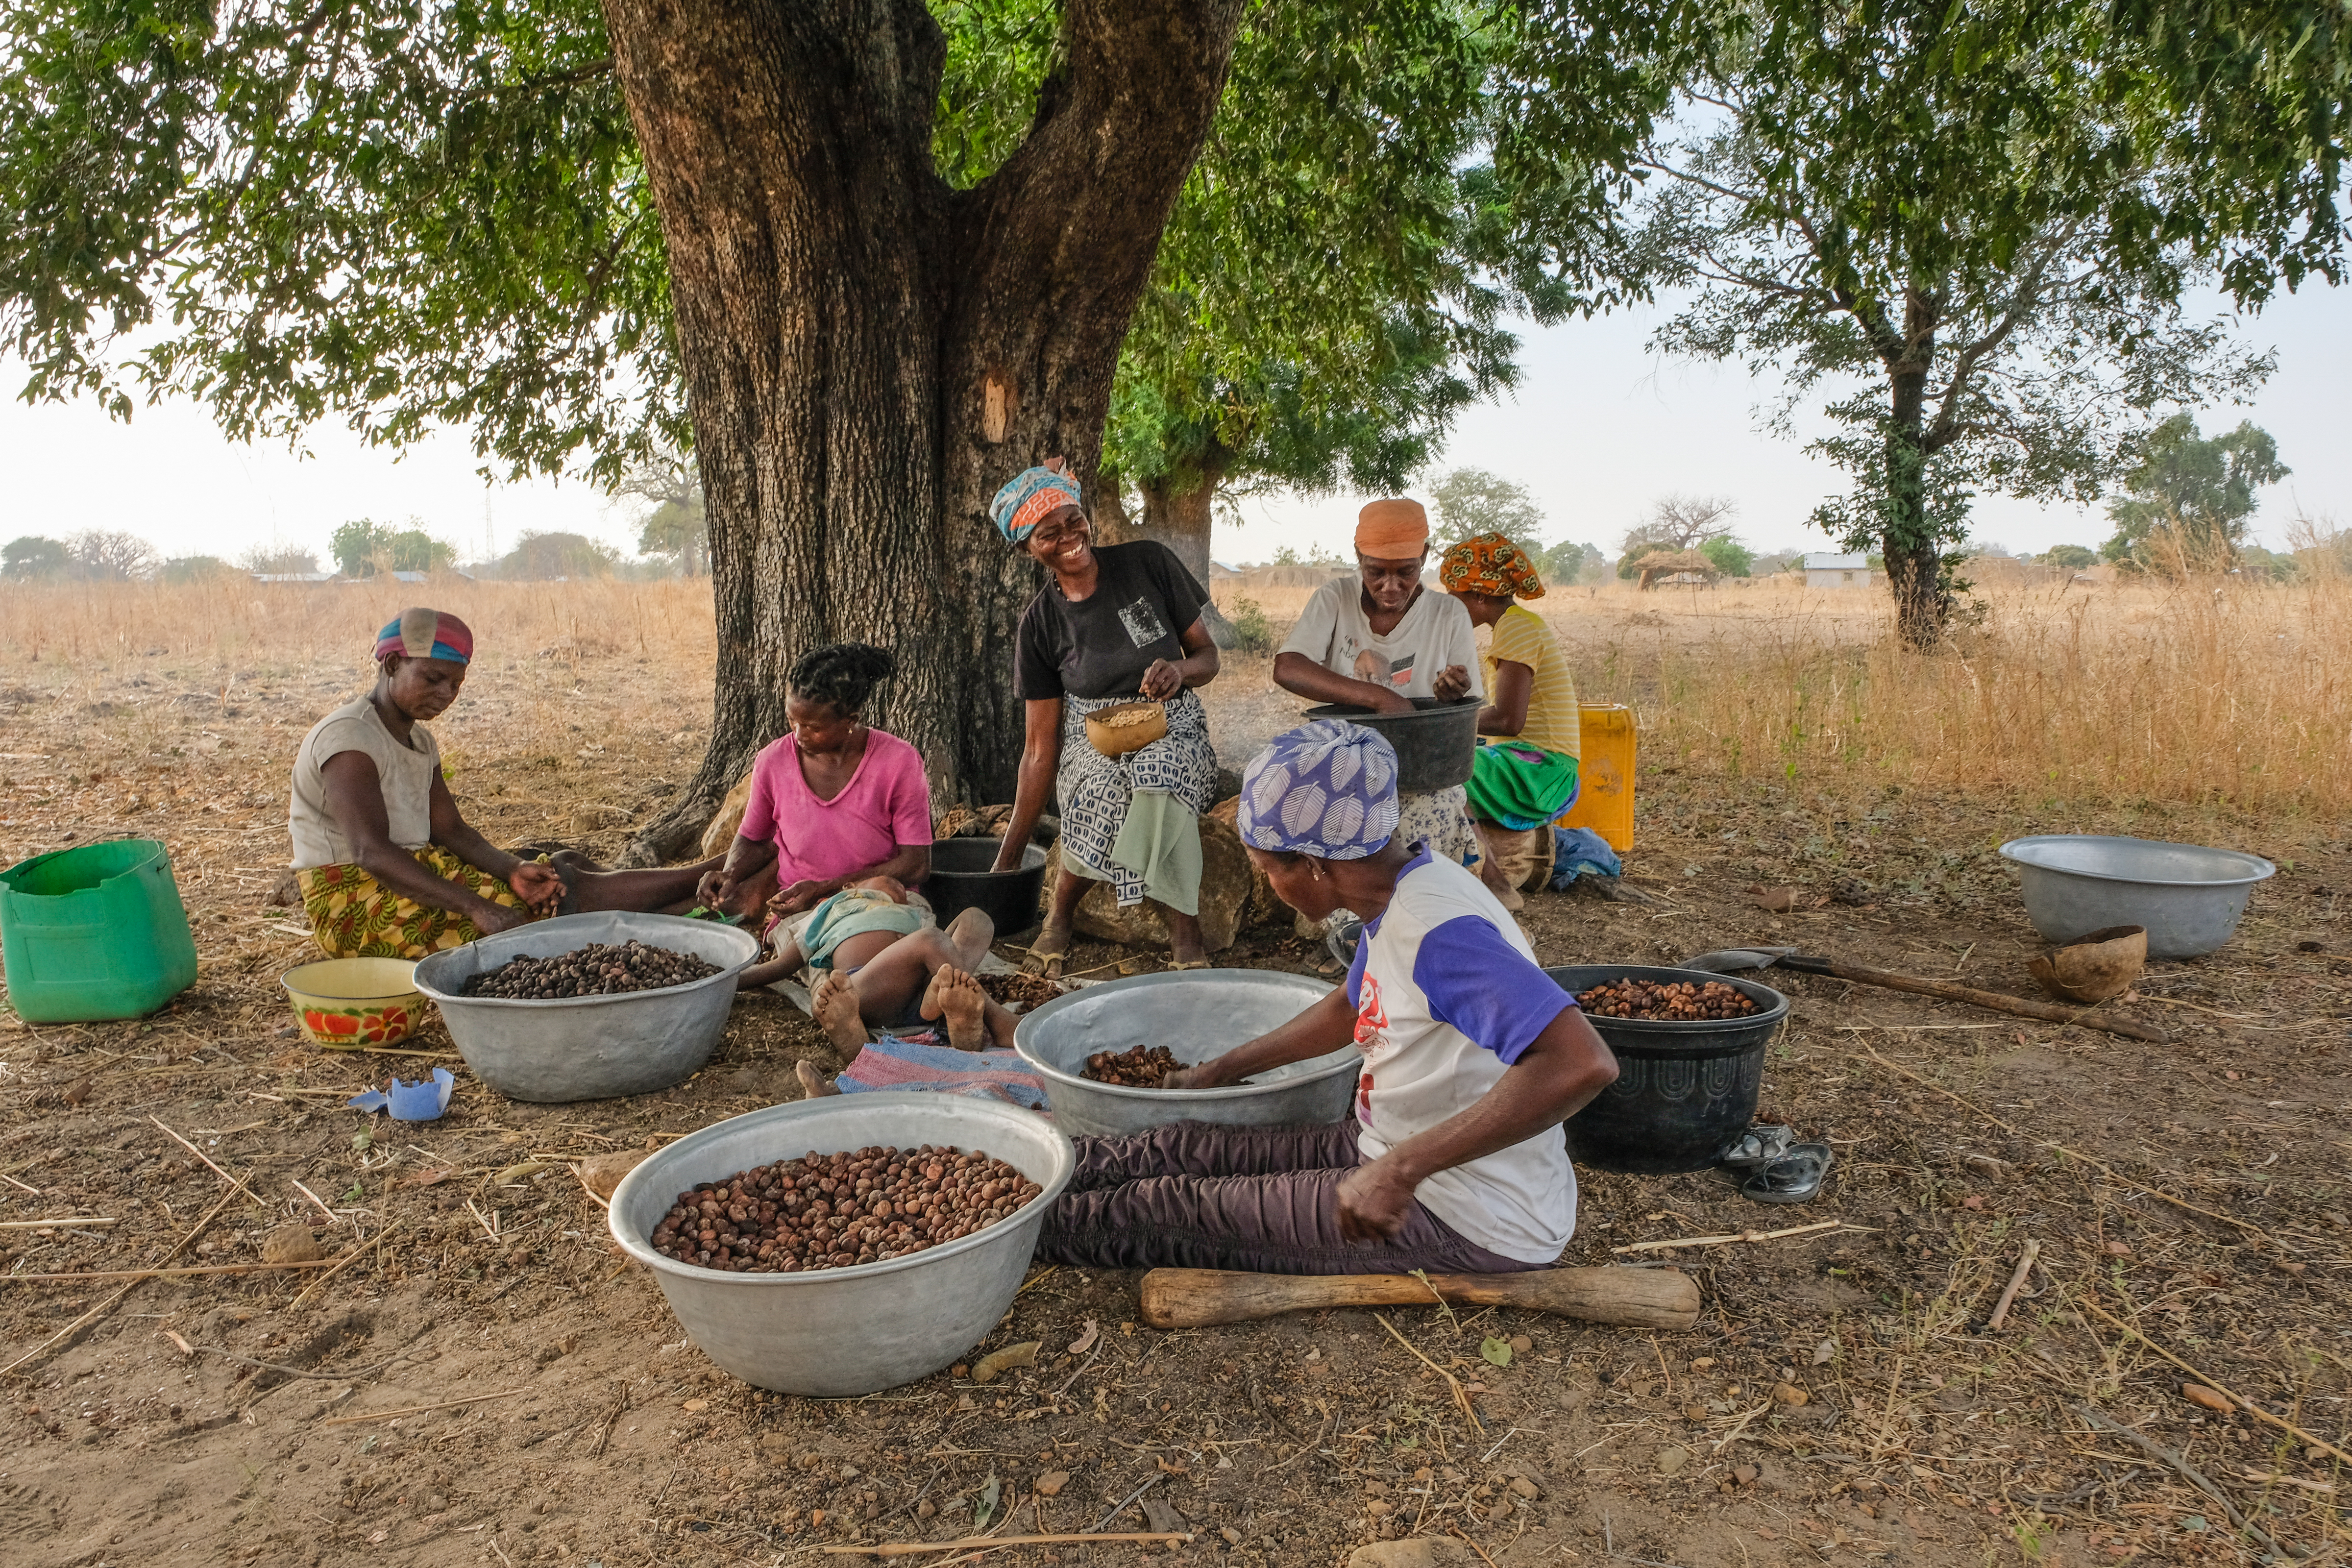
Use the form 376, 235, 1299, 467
0, 281, 2343, 570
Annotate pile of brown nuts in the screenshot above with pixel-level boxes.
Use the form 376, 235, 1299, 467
978, 972, 1065, 1011
648, 1144, 1042, 1273
1080, 1044, 1184, 1087
465, 939, 720, 999
1576, 978, 1760, 1021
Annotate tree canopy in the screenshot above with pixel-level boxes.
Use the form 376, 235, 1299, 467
2101, 414, 2288, 569
329, 519, 458, 577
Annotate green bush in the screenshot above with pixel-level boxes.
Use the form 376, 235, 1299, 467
1227, 595, 1274, 655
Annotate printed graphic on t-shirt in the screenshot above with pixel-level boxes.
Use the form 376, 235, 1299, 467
1346, 641, 1415, 689
1118, 597, 1170, 648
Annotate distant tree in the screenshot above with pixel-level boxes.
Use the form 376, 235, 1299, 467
1751, 548, 1805, 576
1698, 536, 1754, 577
1425, 468, 1547, 549
2234, 543, 2298, 582
238, 543, 321, 575
2037, 544, 2099, 569
1618, 494, 1737, 576
2101, 416, 2288, 571
619, 459, 707, 575
387, 530, 457, 573
159, 555, 235, 584
1960, 538, 2014, 558
500, 531, 620, 580
332, 518, 455, 576
2, 534, 69, 580
1532, 539, 1586, 583
67, 529, 158, 580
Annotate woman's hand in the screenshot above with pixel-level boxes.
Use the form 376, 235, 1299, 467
1431, 663, 1472, 702
695, 865, 737, 909
768, 879, 831, 917
508, 861, 566, 916
1161, 1060, 1235, 1092
1139, 658, 1183, 701
988, 841, 1024, 874
1367, 686, 1416, 716
472, 898, 537, 936
1334, 1157, 1419, 1242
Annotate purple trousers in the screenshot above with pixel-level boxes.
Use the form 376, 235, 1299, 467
1034, 1119, 1543, 1275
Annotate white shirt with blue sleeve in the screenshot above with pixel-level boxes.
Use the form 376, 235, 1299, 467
1347, 849, 1580, 1263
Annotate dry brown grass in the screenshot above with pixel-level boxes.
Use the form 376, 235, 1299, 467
1219, 572, 2352, 828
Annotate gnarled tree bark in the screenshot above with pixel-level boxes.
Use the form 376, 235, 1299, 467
603, 0, 1248, 862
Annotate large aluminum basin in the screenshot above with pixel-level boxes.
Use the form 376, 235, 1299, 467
1014, 969, 1352, 1137
606, 1093, 1073, 1395
1997, 835, 2275, 959
413, 911, 760, 1102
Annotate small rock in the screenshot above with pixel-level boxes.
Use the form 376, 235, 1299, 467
1961, 1195, 1985, 1211
1811, 1338, 1837, 1366
1655, 1446, 1690, 1476
759, 1432, 790, 1452
2104, 1240, 2132, 1256
1221, 1527, 1243, 1545
1507, 1477, 1541, 1500
1683, 1403, 1710, 1422
1772, 1383, 1809, 1407
2182, 1383, 2232, 1414
1366, 1500, 1392, 1518
682, 1398, 708, 1413
1033, 1471, 1069, 1497
1508, 1335, 1533, 1355
1733, 1464, 1760, 1486
950, 1364, 970, 1378
917, 1500, 936, 1520
1690, 1357, 1716, 1372
2275, 1259, 2307, 1275
578, 1148, 652, 1200
61, 1075, 93, 1107
1345, 1540, 1474, 1568
261, 1223, 322, 1266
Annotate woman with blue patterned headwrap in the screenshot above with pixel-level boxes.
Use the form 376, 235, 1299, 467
1031, 721, 1620, 1275
988, 459, 1223, 974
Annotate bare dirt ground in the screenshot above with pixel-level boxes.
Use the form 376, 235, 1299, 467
1, 587, 2348, 1568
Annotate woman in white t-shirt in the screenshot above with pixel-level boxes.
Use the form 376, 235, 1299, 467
1274, 498, 1486, 868
1033, 720, 1619, 1274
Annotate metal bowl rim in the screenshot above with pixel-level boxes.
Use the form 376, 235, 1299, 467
1541, 963, 1791, 1034
1996, 834, 2277, 888
606, 1091, 1076, 1287
1012, 969, 1349, 1101
412, 912, 760, 1009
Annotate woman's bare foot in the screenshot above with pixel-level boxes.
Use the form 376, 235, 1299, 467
1164, 908, 1209, 968
794, 1059, 841, 1099
920, 966, 989, 1050
810, 970, 869, 1056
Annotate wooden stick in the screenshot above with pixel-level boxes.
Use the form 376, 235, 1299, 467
287, 1220, 403, 1313
1984, 1240, 2041, 1331
1612, 1219, 1857, 1254
1793, 956, 2170, 1042
1, 1260, 333, 1282
0, 1189, 234, 1377
2079, 1300, 2352, 1467
1862, 1049, 2272, 1245
316, 1386, 526, 1426
1374, 1311, 1483, 1437
0, 1217, 116, 1230
2075, 1405, 2282, 1555
822, 1532, 1193, 1557
150, 1116, 266, 1209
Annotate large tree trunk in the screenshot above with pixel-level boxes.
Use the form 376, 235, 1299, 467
1879, 292, 1944, 651
1135, 457, 1237, 647
602, 0, 1247, 861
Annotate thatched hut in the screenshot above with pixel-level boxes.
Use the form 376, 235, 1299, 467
1631, 549, 1722, 590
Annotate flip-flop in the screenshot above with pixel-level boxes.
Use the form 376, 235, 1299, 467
1715, 1124, 1797, 1173
1020, 934, 1069, 979
1740, 1141, 1834, 1204
1166, 959, 1211, 971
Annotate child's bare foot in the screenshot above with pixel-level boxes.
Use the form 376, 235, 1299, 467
810, 970, 869, 1056
794, 1059, 841, 1099
920, 966, 989, 1051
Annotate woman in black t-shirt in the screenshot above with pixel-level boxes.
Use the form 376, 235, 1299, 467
989, 461, 1221, 973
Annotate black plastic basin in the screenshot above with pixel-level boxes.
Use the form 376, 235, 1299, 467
1544, 964, 1789, 1174
926, 837, 1047, 938
1299, 697, 1482, 793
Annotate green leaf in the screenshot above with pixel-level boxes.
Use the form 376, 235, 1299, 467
1480, 1337, 1513, 1368
351, 1129, 372, 1151
974, 1472, 1000, 1533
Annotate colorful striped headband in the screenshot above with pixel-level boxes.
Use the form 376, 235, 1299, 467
990, 465, 1083, 544
374, 609, 473, 666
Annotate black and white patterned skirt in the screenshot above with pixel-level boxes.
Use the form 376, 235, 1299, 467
1056, 688, 1218, 906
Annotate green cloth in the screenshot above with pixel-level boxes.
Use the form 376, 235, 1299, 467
799, 888, 926, 971
1465, 742, 1579, 832
1066, 788, 1203, 916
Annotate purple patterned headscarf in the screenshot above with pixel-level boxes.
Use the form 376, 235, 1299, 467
1236, 720, 1400, 860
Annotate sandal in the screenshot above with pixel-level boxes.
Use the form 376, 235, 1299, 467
1166, 958, 1211, 971
1020, 932, 1069, 980
1715, 1124, 1796, 1173
1740, 1141, 1835, 1204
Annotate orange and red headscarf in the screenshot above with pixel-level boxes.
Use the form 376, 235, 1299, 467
1439, 533, 1545, 600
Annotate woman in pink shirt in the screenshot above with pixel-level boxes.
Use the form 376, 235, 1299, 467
697, 645, 935, 924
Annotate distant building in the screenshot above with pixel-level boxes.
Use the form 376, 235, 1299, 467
252, 571, 337, 583
1802, 552, 1874, 588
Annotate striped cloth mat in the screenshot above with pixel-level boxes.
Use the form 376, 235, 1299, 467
834, 1030, 1050, 1110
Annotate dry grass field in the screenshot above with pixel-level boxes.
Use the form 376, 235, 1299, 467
0, 572, 2347, 1568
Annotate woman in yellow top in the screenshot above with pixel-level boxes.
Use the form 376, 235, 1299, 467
1440, 534, 1580, 909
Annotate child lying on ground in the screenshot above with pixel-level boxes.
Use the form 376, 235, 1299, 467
735, 877, 1021, 1092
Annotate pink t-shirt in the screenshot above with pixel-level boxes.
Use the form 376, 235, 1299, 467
737, 729, 933, 889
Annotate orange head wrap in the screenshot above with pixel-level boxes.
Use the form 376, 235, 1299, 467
1353, 498, 1430, 560
1439, 532, 1546, 600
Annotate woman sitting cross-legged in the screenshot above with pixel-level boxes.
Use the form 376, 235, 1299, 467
291, 609, 718, 959
1031, 719, 1620, 1274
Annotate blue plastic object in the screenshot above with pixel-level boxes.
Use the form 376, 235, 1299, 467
349, 1067, 455, 1122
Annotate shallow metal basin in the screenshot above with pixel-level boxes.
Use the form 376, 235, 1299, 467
1014, 969, 1351, 1137
1997, 835, 2275, 959
607, 1093, 1073, 1396
414, 911, 760, 1102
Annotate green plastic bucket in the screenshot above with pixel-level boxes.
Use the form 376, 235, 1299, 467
0, 838, 200, 1023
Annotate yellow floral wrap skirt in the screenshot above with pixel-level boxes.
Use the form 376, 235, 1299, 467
298, 845, 527, 960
